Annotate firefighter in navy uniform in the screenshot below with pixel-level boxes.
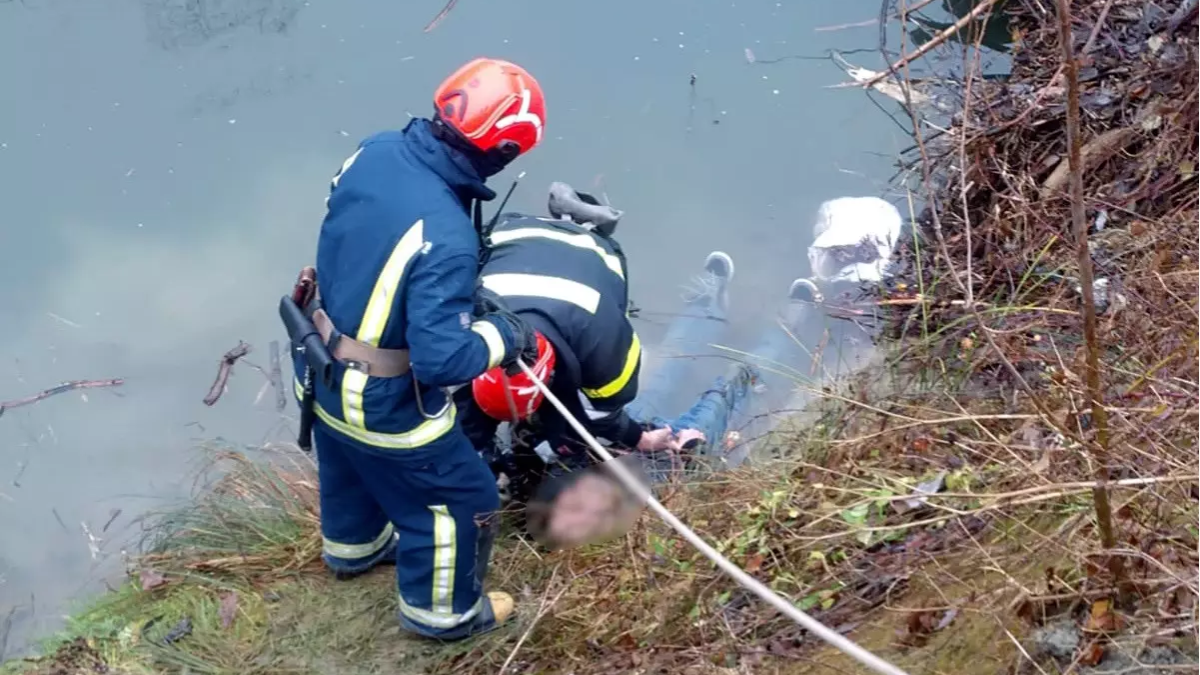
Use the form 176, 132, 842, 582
454, 182, 707, 505
281, 58, 545, 641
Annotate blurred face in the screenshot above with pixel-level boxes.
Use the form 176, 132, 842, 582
544, 474, 641, 549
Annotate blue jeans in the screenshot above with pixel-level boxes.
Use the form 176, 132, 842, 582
625, 294, 816, 477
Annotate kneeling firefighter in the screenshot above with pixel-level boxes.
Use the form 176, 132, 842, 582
279, 57, 546, 640
454, 182, 702, 508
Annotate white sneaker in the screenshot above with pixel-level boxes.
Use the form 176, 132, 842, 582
788, 278, 823, 304
704, 251, 735, 282
681, 251, 734, 313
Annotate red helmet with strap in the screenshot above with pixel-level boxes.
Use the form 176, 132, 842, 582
433, 57, 546, 160
472, 331, 557, 421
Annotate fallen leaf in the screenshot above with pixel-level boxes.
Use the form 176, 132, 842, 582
1179, 160, 1195, 179
798, 592, 822, 611
139, 568, 167, 591
1130, 220, 1147, 236
1147, 34, 1164, 53
1078, 641, 1105, 666
1085, 598, 1122, 632
1148, 246, 1171, 273
911, 610, 939, 635
744, 553, 764, 574
219, 591, 239, 629
900, 610, 939, 647
840, 502, 870, 526
911, 436, 931, 452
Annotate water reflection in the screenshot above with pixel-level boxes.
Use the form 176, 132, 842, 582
142, 0, 304, 50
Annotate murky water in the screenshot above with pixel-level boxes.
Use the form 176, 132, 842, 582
0, 0, 910, 654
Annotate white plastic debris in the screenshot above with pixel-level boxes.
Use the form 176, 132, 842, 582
808, 196, 903, 284
827, 53, 932, 107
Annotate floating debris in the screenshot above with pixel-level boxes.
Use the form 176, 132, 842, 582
45, 312, 82, 328
203, 341, 252, 407
0, 378, 125, 419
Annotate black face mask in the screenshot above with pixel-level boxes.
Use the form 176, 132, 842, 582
431, 114, 520, 179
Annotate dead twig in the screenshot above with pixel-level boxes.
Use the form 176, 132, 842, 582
422, 0, 459, 33
203, 342, 252, 407
1054, 0, 1123, 590
861, 0, 999, 89
499, 565, 570, 675
1040, 126, 1141, 198
0, 378, 125, 419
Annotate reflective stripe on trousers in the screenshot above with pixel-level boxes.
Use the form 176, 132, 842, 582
313, 425, 501, 639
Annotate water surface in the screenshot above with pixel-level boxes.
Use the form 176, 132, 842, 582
0, 0, 907, 653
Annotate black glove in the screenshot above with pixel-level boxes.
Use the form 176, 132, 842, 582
474, 284, 507, 317
475, 284, 538, 374
494, 312, 539, 375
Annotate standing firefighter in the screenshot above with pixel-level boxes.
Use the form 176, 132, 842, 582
279, 58, 545, 640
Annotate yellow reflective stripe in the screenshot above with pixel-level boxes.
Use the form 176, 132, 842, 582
470, 320, 505, 370
340, 220, 427, 429
323, 522, 395, 559
341, 369, 368, 428
429, 505, 456, 617
582, 331, 642, 399
481, 273, 601, 314
294, 378, 457, 450
358, 220, 426, 345
489, 227, 625, 280
398, 596, 485, 629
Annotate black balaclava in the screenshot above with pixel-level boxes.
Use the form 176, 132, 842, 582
430, 113, 519, 179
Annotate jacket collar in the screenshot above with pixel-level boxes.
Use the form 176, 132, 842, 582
402, 118, 497, 202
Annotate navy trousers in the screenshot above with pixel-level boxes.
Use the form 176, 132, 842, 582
313, 423, 501, 640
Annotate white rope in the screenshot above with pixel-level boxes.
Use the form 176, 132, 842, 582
516, 359, 911, 675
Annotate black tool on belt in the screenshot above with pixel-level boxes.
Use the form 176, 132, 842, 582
280, 267, 335, 452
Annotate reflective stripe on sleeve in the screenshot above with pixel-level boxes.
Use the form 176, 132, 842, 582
582, 331, 642, 400
480, 273, 601, 315
470, 320, 506, 370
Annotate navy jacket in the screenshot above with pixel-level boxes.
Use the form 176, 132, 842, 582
295, 118, 516, 450
461, 214, 647, 456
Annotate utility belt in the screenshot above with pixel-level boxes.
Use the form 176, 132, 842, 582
310, 298, 412, 378
279, 266, 433, 451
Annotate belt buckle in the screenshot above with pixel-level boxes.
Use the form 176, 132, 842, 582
344, 359, 370, 374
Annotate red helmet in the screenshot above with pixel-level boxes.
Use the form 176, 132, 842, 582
472, 331, 556, 422
433, 57, 546, 159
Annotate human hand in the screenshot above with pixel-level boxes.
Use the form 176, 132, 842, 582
673, 428, 706, 450
636, 426, 706, 453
